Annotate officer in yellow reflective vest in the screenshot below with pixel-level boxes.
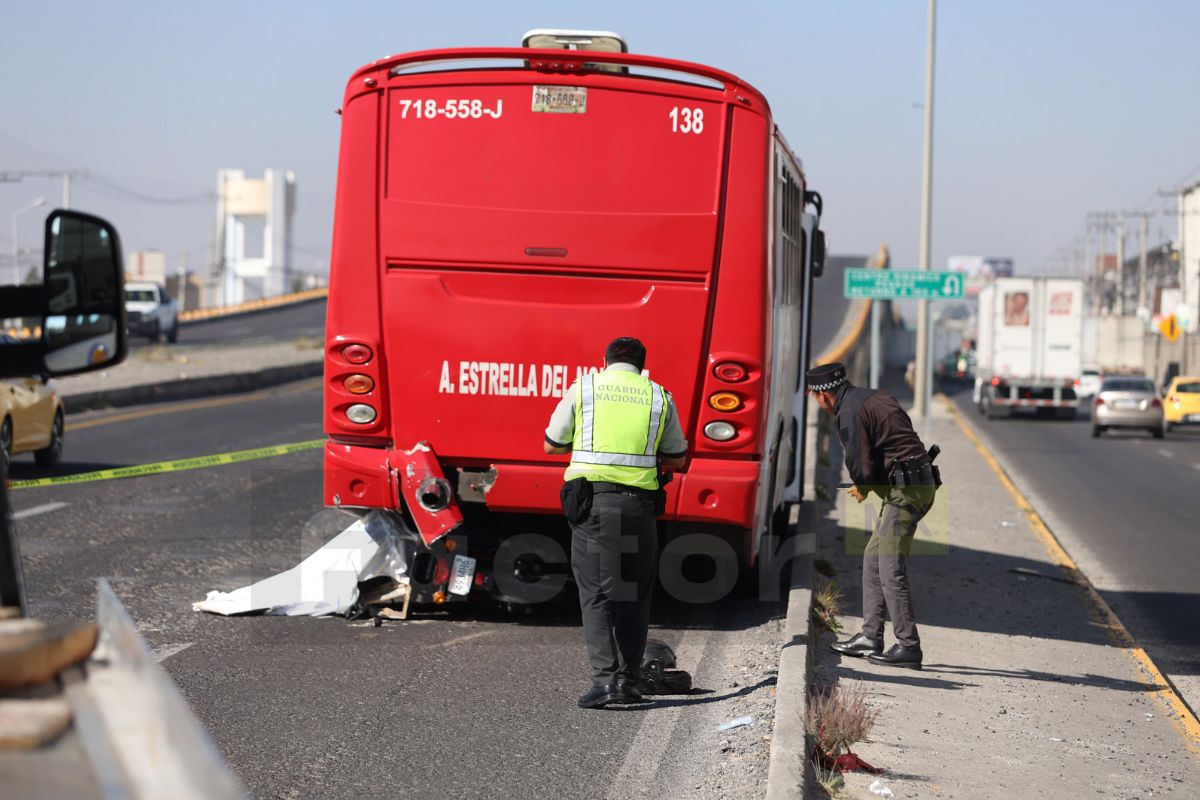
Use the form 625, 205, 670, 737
544, 337, 688, 709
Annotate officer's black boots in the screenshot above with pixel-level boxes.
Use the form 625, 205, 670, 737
578, 681, 642, 709
830, 633, 884, 657
867, 644, 923, 670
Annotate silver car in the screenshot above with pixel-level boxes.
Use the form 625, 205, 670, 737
1092, 376, 1163, 438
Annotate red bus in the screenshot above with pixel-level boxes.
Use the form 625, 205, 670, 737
324, 31, 825, 605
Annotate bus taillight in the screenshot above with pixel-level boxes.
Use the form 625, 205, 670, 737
343, 344, 373, 364
703, 421, 737, 442
708, 392, 743, 412
343, 374, 375, 394
713, 362, 748, 382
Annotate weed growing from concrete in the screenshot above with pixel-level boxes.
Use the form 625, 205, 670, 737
811, 580, 844, 634
812, 761, 850, 798
806, 684, 880, 764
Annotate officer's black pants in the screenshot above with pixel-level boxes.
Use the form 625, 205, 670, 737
570, 490, 658, 687
862, 485, 936, 648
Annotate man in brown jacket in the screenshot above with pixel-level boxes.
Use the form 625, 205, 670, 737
807, 362, 940, 669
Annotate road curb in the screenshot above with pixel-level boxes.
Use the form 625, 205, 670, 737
61, 360, 323, 414
765, 504, 818, 800
766, 402, 828, 799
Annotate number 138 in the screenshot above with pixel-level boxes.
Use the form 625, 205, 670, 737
669, 106, 704, 134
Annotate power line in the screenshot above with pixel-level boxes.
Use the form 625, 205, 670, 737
79, 173, 214, 205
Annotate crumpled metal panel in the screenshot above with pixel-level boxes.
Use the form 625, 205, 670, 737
395, 441, 463, 547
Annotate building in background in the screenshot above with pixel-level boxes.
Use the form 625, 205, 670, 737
125, 249, 166, 284
1179, 179, 1200, 333
165, 273, 207, 312
1115, 242, 1179, 319
947, 255, 1014, 297
215, 168, 295, 305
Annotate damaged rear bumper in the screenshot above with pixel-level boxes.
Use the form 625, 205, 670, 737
324, 440, 758, 529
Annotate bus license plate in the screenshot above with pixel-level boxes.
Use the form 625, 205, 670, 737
449, 555, 476, 596
532, 85, 587, 114
1187, 414, 1200, 423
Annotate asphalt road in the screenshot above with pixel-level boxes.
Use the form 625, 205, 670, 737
129, 298, 326, 349
7, 382, 786, 799
947, 386, 1200, 714
6, 280, 863, 798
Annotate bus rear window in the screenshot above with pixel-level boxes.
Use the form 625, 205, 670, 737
385, 83, 722, 215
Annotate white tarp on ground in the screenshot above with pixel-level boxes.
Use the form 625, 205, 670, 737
193, 510, 413, 617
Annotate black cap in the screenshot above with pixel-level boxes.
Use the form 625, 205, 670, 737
806, 362, 848, 392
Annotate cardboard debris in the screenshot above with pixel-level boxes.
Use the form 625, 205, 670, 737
0, 620, 98, 692
193, 511, 416, 617
0, 698, 73, 749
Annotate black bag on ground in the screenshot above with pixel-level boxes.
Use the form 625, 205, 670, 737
560, 477, 593, 524
640, 637, 693, 694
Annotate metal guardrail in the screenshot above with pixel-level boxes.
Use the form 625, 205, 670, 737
3, 287, 328, 340
178, 287, 328, 323
71, 580, 247, 799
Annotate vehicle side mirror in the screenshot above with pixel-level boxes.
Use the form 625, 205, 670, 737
811, 229, 826, 278
39, 210, 127, 376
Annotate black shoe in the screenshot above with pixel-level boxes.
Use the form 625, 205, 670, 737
578, 684, 622, 709
866, 644, 923, 670
830, 633, 883, 658
613, 676, 645, 703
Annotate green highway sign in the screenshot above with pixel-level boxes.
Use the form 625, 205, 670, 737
844, 268, 965, 300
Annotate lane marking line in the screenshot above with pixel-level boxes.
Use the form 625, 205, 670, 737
12, 501, 68, 520
429, 630, 496, 648
67, 376, 323, 432
153, 642, 195, 663
9, 439, 324, 490
607, 628, 712, 798
944, 395, 1200, 754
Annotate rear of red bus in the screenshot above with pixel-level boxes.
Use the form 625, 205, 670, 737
324, 43, 807, 605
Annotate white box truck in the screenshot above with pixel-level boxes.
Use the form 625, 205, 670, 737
973, 277, 1084, 419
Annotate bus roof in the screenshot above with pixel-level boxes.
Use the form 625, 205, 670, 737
344, 47, 770, 113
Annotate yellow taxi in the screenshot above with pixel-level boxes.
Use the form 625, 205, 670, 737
1163, 375, 1200, 433
1, 376, 65, 469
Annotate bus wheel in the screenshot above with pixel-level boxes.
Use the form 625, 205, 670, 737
732, 502, 793, 600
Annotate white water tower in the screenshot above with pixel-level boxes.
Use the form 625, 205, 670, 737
216, 168, 295, 305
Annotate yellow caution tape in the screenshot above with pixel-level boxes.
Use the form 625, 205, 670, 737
9, 439, 325, 490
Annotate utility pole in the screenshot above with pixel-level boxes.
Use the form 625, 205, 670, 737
178, 251, 188, 313
1083, 220, 1092, 308
914, 0, 937, 424
1088, 212, 1123, 315
1123, 211, 1151, 317
1116, 213, 1126, 315
869, 244, 890, 389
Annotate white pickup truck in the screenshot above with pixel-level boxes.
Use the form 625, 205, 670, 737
124, 282, 179, 343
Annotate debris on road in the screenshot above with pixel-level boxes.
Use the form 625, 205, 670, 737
193, 510, 415, 617
716, 715, 755, 732
869, 778, 895, 797
0, 619, 98, 691
0, 698, 73, 749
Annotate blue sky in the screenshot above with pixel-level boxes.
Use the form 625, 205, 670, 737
2, 0, 1197, 282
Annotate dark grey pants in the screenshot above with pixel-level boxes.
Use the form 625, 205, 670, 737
862, 486, 936, 648
570, 491, 658, 687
